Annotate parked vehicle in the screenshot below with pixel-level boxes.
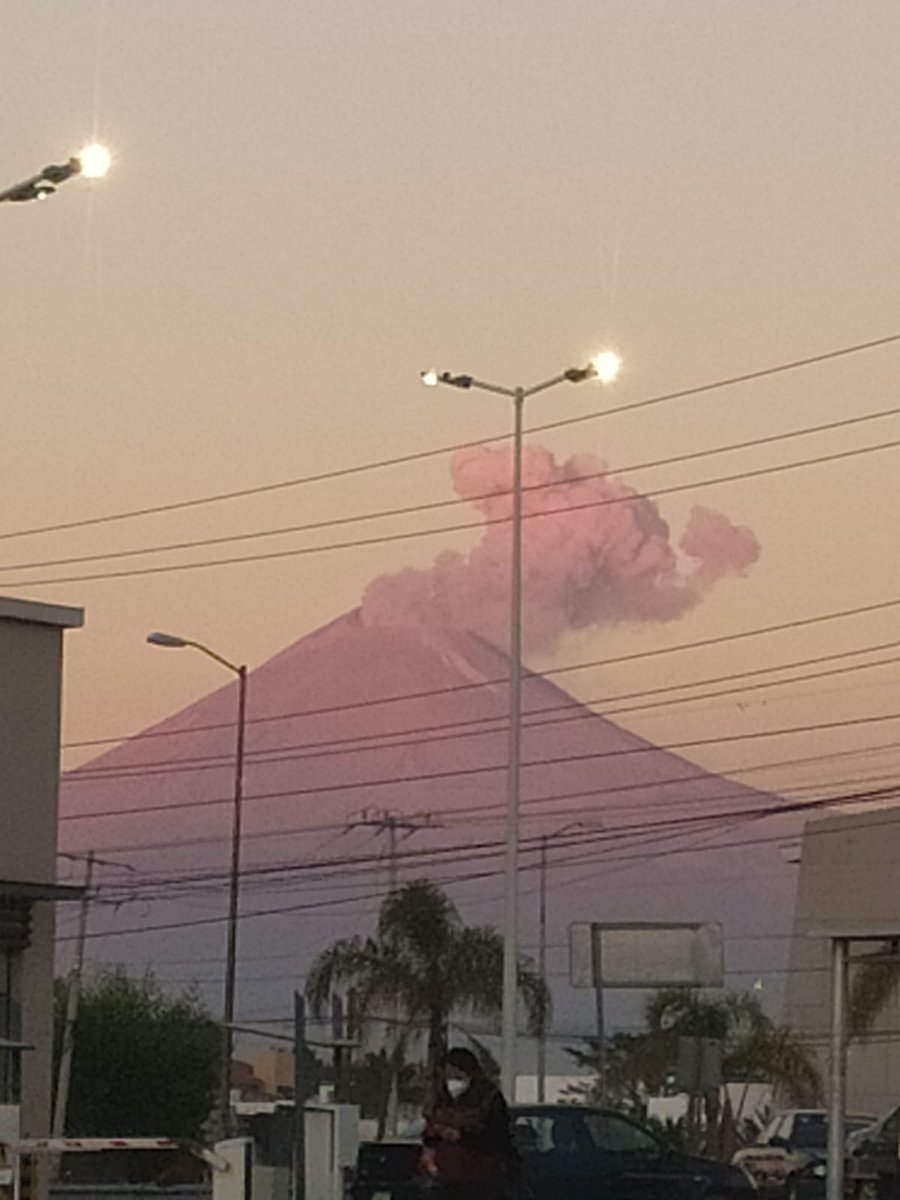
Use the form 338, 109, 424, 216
733, 1109, 877, 1195
785, 1106, 900, 1199
350, 1104, 757, 1198
350, 1140, 422, 1200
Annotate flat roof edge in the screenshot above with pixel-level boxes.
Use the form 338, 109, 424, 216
0, 880, 86, 901
0, 596, 84, 629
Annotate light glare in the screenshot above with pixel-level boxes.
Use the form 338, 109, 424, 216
78, 143, 112, 180
590, 350, 622, 384
421, 369, 440, 387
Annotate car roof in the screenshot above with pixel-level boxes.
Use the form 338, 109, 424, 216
512, 1105, 628, 1117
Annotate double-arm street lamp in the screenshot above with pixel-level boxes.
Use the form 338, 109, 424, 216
146, 632, 247, 1135
421, 350, 622, 1098
1, 143, 111, 205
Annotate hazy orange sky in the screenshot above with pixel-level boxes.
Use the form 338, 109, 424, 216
4, 0, 900, 811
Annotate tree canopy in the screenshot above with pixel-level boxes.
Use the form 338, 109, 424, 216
53, 969, 222, 1138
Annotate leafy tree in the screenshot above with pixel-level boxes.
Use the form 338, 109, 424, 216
53, 969, 222, 1138
307, 880, 549, 1110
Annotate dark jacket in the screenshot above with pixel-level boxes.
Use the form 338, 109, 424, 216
422, 1078, 516, 1185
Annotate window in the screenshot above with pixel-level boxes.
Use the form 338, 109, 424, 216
791, 1114, 827, 1150
513, 1111, 660, 1176
582, 1113, 659, 1155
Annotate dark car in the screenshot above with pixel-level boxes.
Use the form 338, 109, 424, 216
513, 1105, 756, 1198
351, 1140, 423, 1200
350, 1105, 756, 1199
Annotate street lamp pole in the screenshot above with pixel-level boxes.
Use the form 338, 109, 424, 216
222, 662, 248, 1132
146, 632, 247, 1136
503, 384, 525, 1103
421, 352, 621, 1097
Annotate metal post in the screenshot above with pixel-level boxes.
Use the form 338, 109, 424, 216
293, 992, 306, 1200
501, 386, 525, 1102
826, 938, 849, 1200
331, 994, 346, 1103
385, 816, 399, 1135
221, 665, 248, 1137
537, 835, 548, 1103
52, 852, 94, 1137
592, 929, 606, 1105
386, 818, 399, 894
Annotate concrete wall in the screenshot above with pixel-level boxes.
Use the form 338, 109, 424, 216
785, 805, 900, 1116
0, 597, 83, 1137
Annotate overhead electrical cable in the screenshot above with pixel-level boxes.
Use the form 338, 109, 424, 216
61, 594, 900, 752
7, 330, 898, 544
6, 432, 900, 588
8, 401, 900, 574
66, 639, 900, 780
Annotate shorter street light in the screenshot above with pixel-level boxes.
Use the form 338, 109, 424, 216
146, 631, 247, 1137
1, 143, 112, 205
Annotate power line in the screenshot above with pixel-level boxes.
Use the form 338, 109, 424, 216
9, 401, 900, 575
66, 742, 900, 859
60, 593, 900, 752
68, 737, 898, 861
66, 637, 900, 781
90, 807, 758, 901
58, 708, 900, 822
7, 331, 898, 545
79, 777, 900, 908
59, 774, 900, 944
7, 431, 900, 589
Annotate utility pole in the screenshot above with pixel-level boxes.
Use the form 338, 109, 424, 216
348, 810, 437, 1134
348, 809, 437, 893
293, 992, 306, 1200
537, 835, 548, 1104
52, 852, 95, 1138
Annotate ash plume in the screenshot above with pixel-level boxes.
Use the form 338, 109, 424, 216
361, 444, 760, 652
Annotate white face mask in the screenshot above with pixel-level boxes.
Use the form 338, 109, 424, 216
447, 1078, 469, 1098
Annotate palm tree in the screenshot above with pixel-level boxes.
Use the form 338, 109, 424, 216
567, 989, 821, 1157
644, 989, 822, 1108
306, 880, 549, 1109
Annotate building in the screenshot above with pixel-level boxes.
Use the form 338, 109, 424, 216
252, 1046, 295, 1099
0, 596, 83, 1138
785, 805, 900, 1116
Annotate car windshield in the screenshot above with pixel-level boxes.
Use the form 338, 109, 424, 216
792, 1115, 828, 1149
515, 1111, 659, 1176
785, 1115, 872, 1150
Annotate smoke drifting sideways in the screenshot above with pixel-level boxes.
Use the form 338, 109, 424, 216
361, 444, 760, 653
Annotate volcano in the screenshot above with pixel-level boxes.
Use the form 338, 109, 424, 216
59, 611, 799, 1035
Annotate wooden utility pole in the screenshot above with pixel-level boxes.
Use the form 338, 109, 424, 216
52, 852, 94, 1138
349, 810, 436, 1134
537, 835, 548, 1103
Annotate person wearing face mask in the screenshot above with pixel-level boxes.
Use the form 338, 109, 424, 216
419, 1048, 518, 1198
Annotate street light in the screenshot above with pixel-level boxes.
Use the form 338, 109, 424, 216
420, 351, 622, 1098
146, 631, 248, 1135
0, 143, 112, 204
